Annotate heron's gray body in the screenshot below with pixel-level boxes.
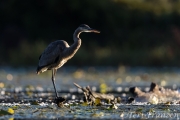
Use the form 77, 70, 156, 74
37, 39, 81, 74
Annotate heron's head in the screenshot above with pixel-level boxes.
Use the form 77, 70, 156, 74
78, 24, 100, 33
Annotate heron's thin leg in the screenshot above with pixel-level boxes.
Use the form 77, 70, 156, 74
52, 68, 59, 98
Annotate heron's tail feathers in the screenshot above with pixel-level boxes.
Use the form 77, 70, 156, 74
36, 66, 48, 75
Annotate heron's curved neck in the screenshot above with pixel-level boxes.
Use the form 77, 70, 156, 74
72, 28, 82, 47
73, 29, 82, 41
65, 29, 82, 59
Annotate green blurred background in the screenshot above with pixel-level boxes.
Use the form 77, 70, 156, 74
1, 0, 180, 67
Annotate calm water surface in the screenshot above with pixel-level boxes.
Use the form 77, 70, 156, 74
1, 66, 180, 89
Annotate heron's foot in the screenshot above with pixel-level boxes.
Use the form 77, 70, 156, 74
54, 97, 66, 107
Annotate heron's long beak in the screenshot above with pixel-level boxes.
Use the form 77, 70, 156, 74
89, 28, 100, 33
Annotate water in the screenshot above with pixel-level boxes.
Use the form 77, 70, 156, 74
0, 66, 180, 119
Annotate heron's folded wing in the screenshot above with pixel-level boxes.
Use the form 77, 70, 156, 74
38, 41, 65, 67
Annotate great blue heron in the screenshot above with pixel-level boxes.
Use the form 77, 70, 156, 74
36, 24, 100, 103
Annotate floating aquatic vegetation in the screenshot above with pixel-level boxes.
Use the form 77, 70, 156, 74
7, 108, 14, 115
30, 101, 39, 105
0, 108, 14, 116
81, 102, 88, 106
94, 98, 101, 106
100, 83, 107, 93
0, 100, 180, 119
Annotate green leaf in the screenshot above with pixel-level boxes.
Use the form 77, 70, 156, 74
0, 108, 14, 116
30, 101, 39, 105
94, 98, 101, 106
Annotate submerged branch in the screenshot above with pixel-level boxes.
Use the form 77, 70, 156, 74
74, 83, 120, 105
